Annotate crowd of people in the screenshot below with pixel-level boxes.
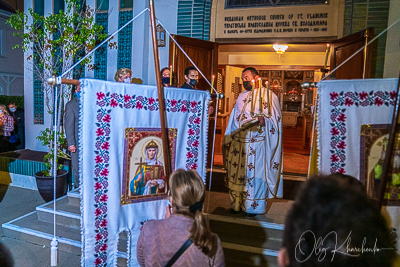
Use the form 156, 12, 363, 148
2, 66, 397, 266
0, 102, 24, 153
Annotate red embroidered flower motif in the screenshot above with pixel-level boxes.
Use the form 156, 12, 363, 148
149, 97, 155, 105
337, 141, 346, 149
96, 128, 104, 136
95, 233, 102, 241
171, 99, 177, 106
101, 142, 110, 150
359, 91, 368, 100
94, 258, 102, 265
100, 219, 108, 227
188, 129, 195, 135
94, 182, 102, 190
96, 92, 105, 100
337, 113, 346, 122
390, 91, 397, 100
181, 105, 188, 112
330, 154, 339, 162
194, 117, 201, 124
337, 168, 346, 174
330, 127, 339, 135
374, 97, 383, 106
186, 151, 194, 159
100, 244, 108, 252
102, 114, 111, 123
344, 98, 354, 107
190, 101, 197, 108
124, 95, 131, 102
191, 163, 198, 170
110, 99, 118, 107
95, 155, 103, 164
136, 102, 143, 109
100, 168, 109, 176
192, 140, 199, 147
330, 92, 339, 100
95, 208, 102, 216
100, 194, 108, 202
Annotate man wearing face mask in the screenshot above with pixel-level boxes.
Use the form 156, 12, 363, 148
65, 85, 81, 188
161, 67, 175, 87
114, 68, 133, 84
7, 102, 25, 150
180, 66, 198, 89
223, 67, 283, 217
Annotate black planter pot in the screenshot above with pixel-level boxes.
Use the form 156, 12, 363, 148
35, 170, 68, 202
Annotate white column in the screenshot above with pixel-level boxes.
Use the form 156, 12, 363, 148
85, 0, 95, 78
132, 0, 150, 84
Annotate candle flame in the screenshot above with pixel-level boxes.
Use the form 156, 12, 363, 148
251, 79, 255, 83
212, 75, 215, 78
265, 81, 268, 85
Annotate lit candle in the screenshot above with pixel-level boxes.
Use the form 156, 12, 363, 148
169, 65, 173, 85
266, 81, 271, 115
323, 44, 330, 70
210, 75, 215, 93
258, 78, 262, 113
251, 79, 255, 114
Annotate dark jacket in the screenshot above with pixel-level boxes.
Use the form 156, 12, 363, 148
64, 97, 79, 147
180, 82, 195, 89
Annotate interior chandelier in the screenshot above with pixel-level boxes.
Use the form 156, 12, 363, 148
273, 44, 289, 59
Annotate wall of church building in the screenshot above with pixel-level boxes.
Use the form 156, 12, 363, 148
343, 0, 390, 78
218, 51, 328, 66
23, 0, 178, 151
210, 0, 345, 42
0, 9, 24, 96
383, 0, 400, 79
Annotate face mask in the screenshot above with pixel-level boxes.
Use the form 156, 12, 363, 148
189, 79, 198, 87
9, 108, 16, 112
123, 78, 131, 84
76, 91, 81, 99
243, 81, 253, 91
0, 110, 3, 114
162, 77, 170, 85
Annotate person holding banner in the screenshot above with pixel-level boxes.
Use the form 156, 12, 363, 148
223, 67, 283, 216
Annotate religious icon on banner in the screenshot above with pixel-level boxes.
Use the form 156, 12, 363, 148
360, 124, 400, 206
121, 128, 177, 204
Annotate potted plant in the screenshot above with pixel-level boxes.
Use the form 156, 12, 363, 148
35, 128, 70, 202
7, 0, 114, 201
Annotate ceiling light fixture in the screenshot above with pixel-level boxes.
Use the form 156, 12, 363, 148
273, 44, 289, 59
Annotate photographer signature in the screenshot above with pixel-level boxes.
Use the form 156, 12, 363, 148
295, 230, 394, 262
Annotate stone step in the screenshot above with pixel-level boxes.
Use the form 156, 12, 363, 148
36, 195, 81, 229
208, 214, 283, 253
224, 247, 278, 267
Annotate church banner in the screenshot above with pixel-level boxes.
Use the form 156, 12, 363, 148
78, 79, 210, 266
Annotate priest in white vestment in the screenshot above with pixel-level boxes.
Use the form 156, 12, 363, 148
223, 67, 283, 216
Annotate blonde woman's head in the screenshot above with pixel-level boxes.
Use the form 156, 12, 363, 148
114, 68, 132, 83
0, 104, 8, 115
169, 169, 205, 215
